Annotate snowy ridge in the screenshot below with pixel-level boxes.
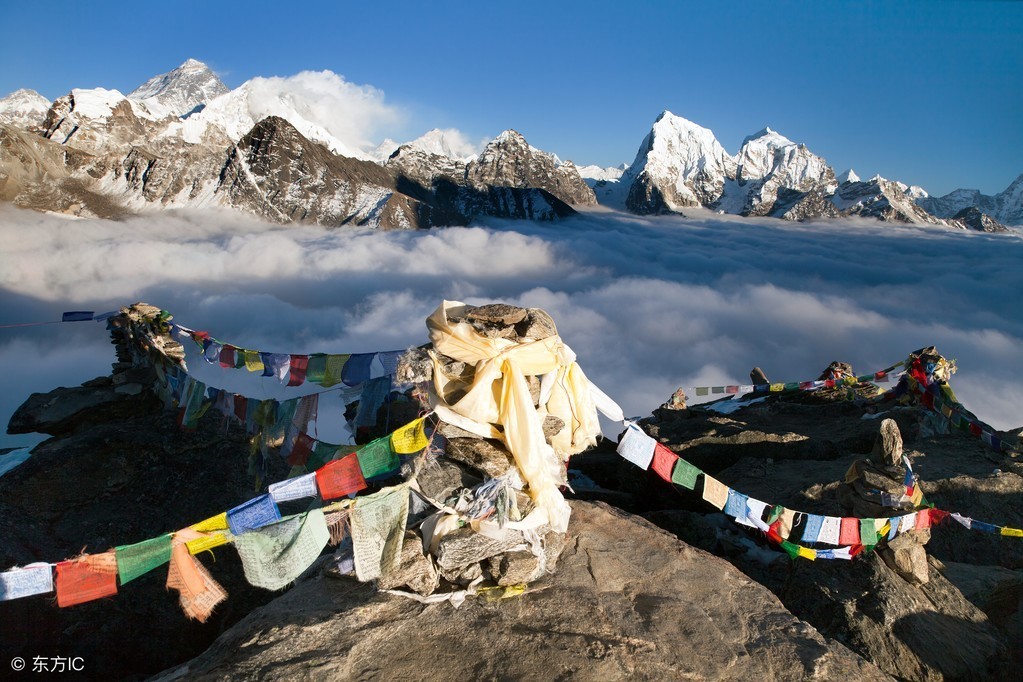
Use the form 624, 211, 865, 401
128, 58, 229, 119
0, 89, 51, 129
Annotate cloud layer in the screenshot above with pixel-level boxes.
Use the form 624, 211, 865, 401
1, 204, 1020, 450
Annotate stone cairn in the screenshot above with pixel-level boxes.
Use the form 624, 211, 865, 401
378, 303, 575, 596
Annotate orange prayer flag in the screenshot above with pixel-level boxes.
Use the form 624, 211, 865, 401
55, 559, 118, 607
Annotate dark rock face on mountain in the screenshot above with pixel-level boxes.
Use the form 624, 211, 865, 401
465, 130, 597, 206
154, 501, 886, 681
569, 384, 1022, 680
831, 177, 946, 225
949, 206, 1010, 233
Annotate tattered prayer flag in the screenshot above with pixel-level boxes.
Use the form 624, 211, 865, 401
617, 424, 655, 470
167, 547, 226, 622
650, 444, 678, 482
802, 514, 824, 544
724, 489, 749, 520
341, 353, 374, 386
268, 472, 319, 504
287, 356, 309, 387
203, 340, 222, 365
351, 484, 410, 582
375, 350, 403, 378
1001, 527, 1023, 537
292, 395, 319, 434
308, 441, 340, 472
115, 534, 172, 584
859, 518, 878, 547
55, 560, 117, 607
287, 432, 315, 467
316, 453, 367, 500
243, 350, 264, 373
357, 438, 399, 480
701, 475, 728, 510
234, 395, 248, 423
818, 517, 842, 545
839, 517, 860, 545
233, 509, 330, 591
0, 563, 53, 601
914, 508, 931, 530
266, 353, 291, 382
671, 458, 700, 490
62, 311, 94, 322
391, 418, 429, 454
227, 494, 281, 536
219, 345, 236, 368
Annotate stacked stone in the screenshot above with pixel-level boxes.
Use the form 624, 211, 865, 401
379, 304, 572, 596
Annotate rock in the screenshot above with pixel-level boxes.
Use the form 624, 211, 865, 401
464, 303, 528, 326
542, 415, 565, 441
819, 361, 855, 382
515, 307, 558, 340
444, 437, 515, 478
486, 549, 541, 585
414, 456, 482, 506
880, 532, 932, 586
377, 531, 440, 596
659, 387, 688, 410
435, 526, 527, 572
872, 418, 904, 467
750, 366, 770, 385
7, 380, 160, 436
153, 502, 886, 681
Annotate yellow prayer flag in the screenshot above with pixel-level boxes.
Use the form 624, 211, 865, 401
186, 531, 229, 555
391, 418, 429, 454
1001, 527, 1023, 538
192, 512, 228, 532
243, 350, 264, 373
797, 546, 817, 560
909, 486, 923, 507
769, 383, 784, 392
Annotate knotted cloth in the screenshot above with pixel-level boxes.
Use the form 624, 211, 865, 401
425, 300, 618, 533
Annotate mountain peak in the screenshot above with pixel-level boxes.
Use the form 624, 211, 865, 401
128, 60, 229, 119
837, 168, 860, 184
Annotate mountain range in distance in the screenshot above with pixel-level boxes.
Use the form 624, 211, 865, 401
0, 59, 1019, 231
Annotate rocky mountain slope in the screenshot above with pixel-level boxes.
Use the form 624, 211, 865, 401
919, 174, 1023, 228
0, 60, 592, 227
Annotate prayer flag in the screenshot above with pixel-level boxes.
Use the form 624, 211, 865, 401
779, 540, 800, 559
227, 494, 281, 536
724, 489, 749, 520
859, 518, 877, 547
306, 354, 327, 384
287, 432, 315, 467
234, 509, 330, 591
62, 311, 94, 322
219, 345, 237, 368
268, 472, 319, 503
376, 350, 403, 378
778, 508, 796, 539
617, 424, 655, 470
695, 387, 709, 397
115, 534, 172, 584
0, 563, 53, 601
342, 353, 374, 386
351, 484, 409, 581
770, 383, 784, 392
818, 517, 842, 545
55, 560, 117, 607
167, 547, 225, 622
321, 354, 350, 387
308, 441, 340, 471
802, 514, 825, 544
839, 517, 860, 545
797, 546, 817, 560
317, 453, 368, 500
914, 508, 931, 530
971, 521, 999, 533
287, 356, 309, 387
391, 417, 429, 454
671, 458, 700, 490
898, 512, 917, 533
186, 512, 230, 554
357, 438, 399, 480
711, 386, 725, 394
740, 498, 769, 531
650, 444, 678, 482
701, 475, 728, 510
1001, 527, 1023, 537
726, 386, 739, 394
951, 513, 972, 529
243, 350, 264, 373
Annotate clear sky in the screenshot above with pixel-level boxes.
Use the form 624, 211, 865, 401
1, 0, 1020, 196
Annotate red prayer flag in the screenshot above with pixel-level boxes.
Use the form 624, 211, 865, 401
968, 422, 982, 437
915, 508, 931, 530
839, 517, 860, 545
233, 395, 248, 423
650, 444, 678, 482
287, 356, 309, 387
849, 544, 865, 557
55, 560, 118, 607
316, 453, 367, 500
287, 432, 315, 466
219, 345, 236, 368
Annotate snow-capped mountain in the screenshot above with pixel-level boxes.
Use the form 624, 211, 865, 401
128, 58, 229, 119
618, 111, 737, 213
918, 174, 1023, 227
0, 89, 51, 130
576, 163, 628, 190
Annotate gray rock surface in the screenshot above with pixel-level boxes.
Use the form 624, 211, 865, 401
154, 502, 887, 681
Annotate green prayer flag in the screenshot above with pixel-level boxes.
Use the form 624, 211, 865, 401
306, 354, 327, 384
695, 387, 709, 397
357, 438, 399, 479
670, 459, 700, 490
779, 540, 800, 559
321, 354, 350, 388
308, 441, 339, 471
859, 518, 877, 546
783, 382, 799, 391
233, 509, 330, 590
116, 533, 173, 584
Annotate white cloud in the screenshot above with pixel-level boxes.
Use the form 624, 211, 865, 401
1, 204, 1020, 451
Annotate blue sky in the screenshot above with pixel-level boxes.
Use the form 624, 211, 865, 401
0, 0, 1020, 196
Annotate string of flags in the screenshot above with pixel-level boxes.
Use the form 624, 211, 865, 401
0, 310, 119, 329
684, 361, 906, 400
0, 414, 434, 615
614, 415, 1022, 562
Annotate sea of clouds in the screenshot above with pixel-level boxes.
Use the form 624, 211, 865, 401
1, 204, 1020, 451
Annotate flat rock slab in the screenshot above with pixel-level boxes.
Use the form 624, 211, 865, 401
154, 501, 887, 681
